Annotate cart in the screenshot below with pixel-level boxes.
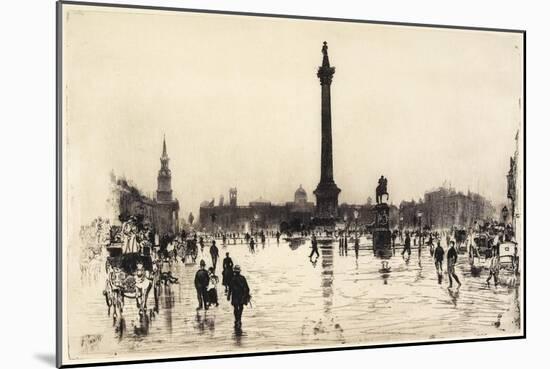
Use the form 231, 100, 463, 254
103, 248, 158, 331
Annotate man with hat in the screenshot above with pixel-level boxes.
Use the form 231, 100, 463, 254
210, 240, 219, 271
447, 240, 461, 288
194, 259, 210, 310
227, 264, 250, 328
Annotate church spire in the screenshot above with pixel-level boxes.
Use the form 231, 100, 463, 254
162, 134, 168, 158
157, 135, 172, 202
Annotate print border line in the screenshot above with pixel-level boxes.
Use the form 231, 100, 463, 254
55, 1, 527, 367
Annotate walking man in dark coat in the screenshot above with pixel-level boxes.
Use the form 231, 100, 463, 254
309, 235, 320, 259
447, 241, 461, 288
434, 240, 445, 284
210, 240, 219, 271
194, 259, 210, 310
402, 233, 411, 257
227, 265, 250, 328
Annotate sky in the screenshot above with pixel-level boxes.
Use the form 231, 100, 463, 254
61, 4, 524, 224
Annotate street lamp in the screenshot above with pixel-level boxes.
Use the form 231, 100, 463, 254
343, 214, 348, 232
353, 209, 359, 235
417, 211, 423, 245
253, 213, 259, 236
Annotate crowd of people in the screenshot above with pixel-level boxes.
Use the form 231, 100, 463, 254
81, 210, 517, 332
193, 248, 251, 328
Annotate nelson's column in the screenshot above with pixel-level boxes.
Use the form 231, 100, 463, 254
313, 41, 341, 223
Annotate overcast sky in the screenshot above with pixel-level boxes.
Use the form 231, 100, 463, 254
62, 5, 523, 224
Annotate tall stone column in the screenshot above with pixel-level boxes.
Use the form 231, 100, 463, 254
314, 42, 341, 220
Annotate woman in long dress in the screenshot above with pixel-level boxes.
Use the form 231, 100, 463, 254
206, 267, 219, 307
222, 252, 234, 293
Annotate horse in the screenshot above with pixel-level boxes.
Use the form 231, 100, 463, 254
376, 184, 389, 204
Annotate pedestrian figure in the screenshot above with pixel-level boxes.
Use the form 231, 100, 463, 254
194, 259, 210, 310
276, 231, 281, 243
354, 237, 359, 259
222, 252, 234, 293
486, 245, 500, 286
428, 233, 434, 256
309, 235, 320, 259
447, 241, 461, 288
206, 267, 220, 307
210, 240, 219, 271
402, 233, 411, 257
434, 240, 444, 284
344, 235, 348, 256
227, 265, 251, 328
199, 236, 205, 253
249, 237, 255, 252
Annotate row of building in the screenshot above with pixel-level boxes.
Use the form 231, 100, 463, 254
197, 184, 493, 233
399, 185, 495, 230
108, 42, 498, 238
109, 136, 495, 238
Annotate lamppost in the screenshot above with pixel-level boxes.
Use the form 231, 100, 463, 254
253, 213, 259, 237
417, 211, 423, 245
342, 213, 347, 235
354, 209, 359, 237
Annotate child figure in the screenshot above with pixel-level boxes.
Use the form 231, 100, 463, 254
206, 267, 220, 307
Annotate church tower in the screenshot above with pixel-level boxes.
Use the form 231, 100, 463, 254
154, 136, 179, 239
229, 188, 238, 207
157, 136, 173, 202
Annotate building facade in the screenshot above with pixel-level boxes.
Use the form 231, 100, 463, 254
198, 186, 399, 233
198, 186, 316, 233
399, 185, 494, 230
111, 138, 180, 239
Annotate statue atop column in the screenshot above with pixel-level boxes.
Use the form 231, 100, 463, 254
376, 175, 388, 204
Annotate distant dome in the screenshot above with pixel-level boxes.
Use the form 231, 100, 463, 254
294, 185, 308, 204
200, 200, 211, 208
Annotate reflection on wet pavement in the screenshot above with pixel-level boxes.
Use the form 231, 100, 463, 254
68, 238, 521, 361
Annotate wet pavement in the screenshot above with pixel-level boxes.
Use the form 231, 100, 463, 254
68, 237, 521, 362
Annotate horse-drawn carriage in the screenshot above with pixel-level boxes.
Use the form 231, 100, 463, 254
103, 245, 159, 330
454, 229, 468, 253
182, 237, 198, 263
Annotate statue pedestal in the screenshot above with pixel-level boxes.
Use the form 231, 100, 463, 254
372, 203, 392, 258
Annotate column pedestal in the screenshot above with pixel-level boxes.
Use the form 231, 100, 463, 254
373, 203, 392, 258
